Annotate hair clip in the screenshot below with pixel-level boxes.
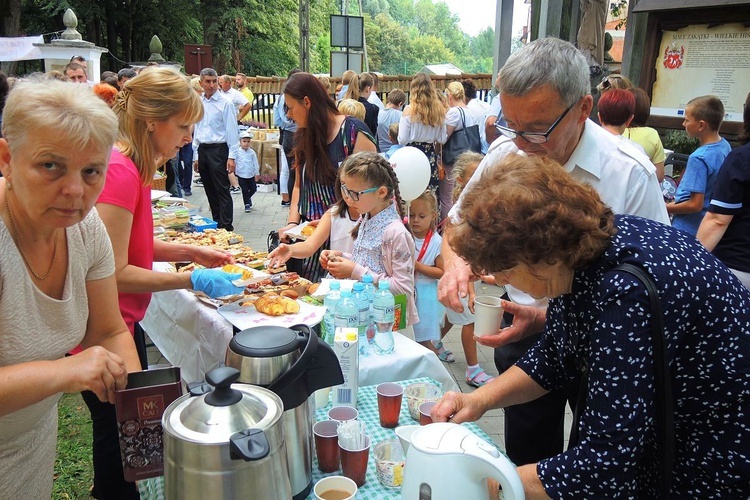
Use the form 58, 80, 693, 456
114, 87, 131, 112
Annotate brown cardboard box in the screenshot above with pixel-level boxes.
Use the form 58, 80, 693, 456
115, 367, 182, 481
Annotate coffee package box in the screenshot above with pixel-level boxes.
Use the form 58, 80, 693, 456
115, 367, 182, 481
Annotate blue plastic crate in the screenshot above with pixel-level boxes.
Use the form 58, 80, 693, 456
188, 216, 218, 232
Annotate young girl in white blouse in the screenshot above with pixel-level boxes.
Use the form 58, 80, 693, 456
321, 152, 418, 328
268, 178, 360, 269
410, 190, 446, 351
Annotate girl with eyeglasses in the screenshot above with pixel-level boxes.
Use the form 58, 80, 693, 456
320, 152, 419, 329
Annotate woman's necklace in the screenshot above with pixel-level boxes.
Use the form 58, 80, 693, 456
4, 192, 59, 280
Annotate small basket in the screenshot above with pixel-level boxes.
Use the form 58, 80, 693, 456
152, 169, 166, 191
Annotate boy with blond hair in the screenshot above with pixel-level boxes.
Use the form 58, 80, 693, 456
667, 95, 731, 236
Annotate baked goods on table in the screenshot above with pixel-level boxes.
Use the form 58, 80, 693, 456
241, 292, 301, 316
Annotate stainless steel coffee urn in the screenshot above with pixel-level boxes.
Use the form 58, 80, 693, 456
162, 366, 291, 499
226, 324, 344, 500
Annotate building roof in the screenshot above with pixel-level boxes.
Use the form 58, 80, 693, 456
420, 63, 464, 76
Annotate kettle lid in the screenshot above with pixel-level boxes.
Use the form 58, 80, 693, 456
163, 367, 284, 444
229, 326, 301, 358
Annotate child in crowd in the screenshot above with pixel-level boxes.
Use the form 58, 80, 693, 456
385, 123, 402, 159
410, 190, 446, 351
337, 98, 366, 121
437, 152, 495, 387
667, 95, 732, 236
236, 131, 260, 213
321, 152, 418, 328
268, 178, 360, 269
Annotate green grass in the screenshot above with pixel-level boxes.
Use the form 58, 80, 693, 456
54, 393, 94, 499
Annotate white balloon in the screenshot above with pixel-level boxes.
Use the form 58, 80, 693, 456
389, 146, 431, 202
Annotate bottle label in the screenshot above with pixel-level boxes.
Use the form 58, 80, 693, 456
373, 305, 394, 322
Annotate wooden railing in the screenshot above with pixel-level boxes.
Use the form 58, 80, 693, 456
240, 73, 495, 128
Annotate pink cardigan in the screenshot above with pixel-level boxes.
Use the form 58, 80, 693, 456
347, 220, 419, 327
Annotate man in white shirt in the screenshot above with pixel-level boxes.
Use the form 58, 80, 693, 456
366, 72, 385, 110
462, 79, 490, 152
219, 74, 251, 122
192, 68, 240, 231
438, 37, 669, 468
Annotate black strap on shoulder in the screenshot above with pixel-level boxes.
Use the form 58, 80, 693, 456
569, 263, 674, 498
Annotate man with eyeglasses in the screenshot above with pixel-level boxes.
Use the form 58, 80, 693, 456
438, 37, 668, 472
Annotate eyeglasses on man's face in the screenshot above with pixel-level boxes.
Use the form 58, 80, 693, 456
341, 183, 379, 201
495, 100, 577, 144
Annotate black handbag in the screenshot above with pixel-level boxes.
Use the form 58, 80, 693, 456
569, 263, 674, 498
442, 107, 482, 165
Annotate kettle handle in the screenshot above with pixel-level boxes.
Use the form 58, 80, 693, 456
464, 441, 526, 500
267, 324, 317, 394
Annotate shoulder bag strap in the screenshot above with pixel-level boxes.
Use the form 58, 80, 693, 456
458, 106, 467, 130
614, 263, 673, 498
569, 263, 674, 498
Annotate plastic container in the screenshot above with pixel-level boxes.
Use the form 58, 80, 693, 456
361, 274, 376, 344
352, 283, 370, 357
372, 280, 396, 355
188, 216, 218, 232
322, 281, 341, 345
334, 290, 358, 331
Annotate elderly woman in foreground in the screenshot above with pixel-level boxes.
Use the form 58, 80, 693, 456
432, 154, 750, 498
0, 79, 141, 496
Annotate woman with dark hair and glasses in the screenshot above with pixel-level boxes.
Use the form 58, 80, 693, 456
276, 72, 377, 281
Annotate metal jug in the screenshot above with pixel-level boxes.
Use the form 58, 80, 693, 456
226, 324, 344, 500
162, 366, 291, 499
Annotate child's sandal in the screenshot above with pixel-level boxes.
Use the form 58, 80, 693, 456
466, 367, 494, 388
434, 341, 455, 363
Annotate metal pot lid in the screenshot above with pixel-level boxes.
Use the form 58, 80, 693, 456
163, 367, 284, 444
229, 326, 301, 358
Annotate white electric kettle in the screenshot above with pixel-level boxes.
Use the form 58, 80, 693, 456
395, 423, 525, 500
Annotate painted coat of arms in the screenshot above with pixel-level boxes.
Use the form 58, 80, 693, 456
663, 45, 685, 69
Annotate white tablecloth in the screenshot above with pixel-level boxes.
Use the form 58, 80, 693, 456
141, 263, 458, 391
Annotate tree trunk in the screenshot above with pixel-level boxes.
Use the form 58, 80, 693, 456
0, 0, 21, 75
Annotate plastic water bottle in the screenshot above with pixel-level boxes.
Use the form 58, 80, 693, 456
352, 282, 370, 357
361, 274, 377, 344
334, 290, 358, 333
322, 281, 341, 345
372, 280, 396, 355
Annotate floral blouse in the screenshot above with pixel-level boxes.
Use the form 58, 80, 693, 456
347, 203, 418, 326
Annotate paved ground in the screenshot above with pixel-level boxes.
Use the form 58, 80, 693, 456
147, 178, 572, 454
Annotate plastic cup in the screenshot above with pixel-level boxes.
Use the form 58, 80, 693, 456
328, 406, 359, 423
373, 439, 405, 488
314, 388, 331, 409
419, 401, 437, 426
313, 420, 341, 473
339, 435, 371, 487
376, 382, 404, 428
474, 295, 504, 337
313, 475, 358, 500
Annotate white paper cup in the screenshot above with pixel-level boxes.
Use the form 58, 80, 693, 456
314, 388, 331, 409
314, 475, 358, 500
473, 295, 504, 337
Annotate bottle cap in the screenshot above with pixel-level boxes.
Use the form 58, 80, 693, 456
353, 282, 364, 291
341, 290, 351, 297
378, 280, 390, 290
362, 274, 373, 283
330, 281, 340, 290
